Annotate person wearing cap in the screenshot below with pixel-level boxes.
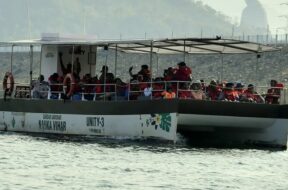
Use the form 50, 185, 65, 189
218, 82, 239, 102
243, 84, 264, 103
235, 82, 245, 100
190, 81, 206, 100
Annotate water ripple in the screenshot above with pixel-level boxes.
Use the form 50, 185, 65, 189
0, 133, 288, 190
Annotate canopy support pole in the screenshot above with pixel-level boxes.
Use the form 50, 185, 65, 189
115, 45, 118, 77
29, 45, 33, 98
10, 45, 14, 74
150, 41, 153, 99
39, 45, 43, 76
183, 40, 186, 62
71, 45, 75, 74
221, 54, 224, 82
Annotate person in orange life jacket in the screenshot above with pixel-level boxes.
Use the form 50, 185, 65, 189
191, 80, 206, 100
161, 86, 176, 99
243, 84, 264, 103
129, 64, 151, 82
206, 80, 221, 101
265, 79, 281, 104
173, 62, 192, 82
178, 82, 192, 99
218, 82, 239, 102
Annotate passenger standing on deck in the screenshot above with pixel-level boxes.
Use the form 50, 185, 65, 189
173, 62, 192, 81
59, 52, 72, 75
59, 52, 81, 77
129, 64, 151, 82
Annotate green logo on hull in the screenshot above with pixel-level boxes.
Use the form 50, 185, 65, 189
147, 113, 172, 132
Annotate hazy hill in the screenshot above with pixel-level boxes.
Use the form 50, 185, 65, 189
0, 0, 235, 41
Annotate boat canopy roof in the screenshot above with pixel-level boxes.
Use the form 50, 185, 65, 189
0, 37, 279, 54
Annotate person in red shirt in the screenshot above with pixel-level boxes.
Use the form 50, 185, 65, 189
173, 62, 192, 82
242, 84, 264, 103
265, 80, 282, 104
206, 80, 221, 101
178, 82, 192, 99
218, 82, 239, 102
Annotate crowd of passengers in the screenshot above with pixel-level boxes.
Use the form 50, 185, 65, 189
31, 54, 284, 104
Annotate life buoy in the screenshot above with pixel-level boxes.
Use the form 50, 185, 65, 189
63, 73, 75, 97
3, 72, 14, 96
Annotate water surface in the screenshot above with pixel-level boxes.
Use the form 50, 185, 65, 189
0, 132, 288, 190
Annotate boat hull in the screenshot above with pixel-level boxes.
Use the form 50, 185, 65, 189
178, 100, 288, 148
0, 99, 178, 141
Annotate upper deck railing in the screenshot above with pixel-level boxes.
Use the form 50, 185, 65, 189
0, 81, 287, 105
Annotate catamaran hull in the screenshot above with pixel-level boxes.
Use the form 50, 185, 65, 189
178, 100, 288, 148
178, 114, 288, 148
0, 99, 178, 141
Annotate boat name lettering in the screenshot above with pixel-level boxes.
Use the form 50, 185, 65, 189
86, 117, 104, 127
39, 120, 66, 132
43, 114, 62, 120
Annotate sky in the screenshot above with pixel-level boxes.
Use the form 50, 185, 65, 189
199, 0, 288, 34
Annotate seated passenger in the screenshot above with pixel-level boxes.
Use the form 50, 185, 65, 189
99, 65, 115, 96
242, 84, 264, 103
152, 78, 165, 99
235, 82, 245, 100
218, 82, 239, 102
82, 74, 94, 101
32, 75, 50, 99
115, 78, 127, 100
200, 79, 207, 92
178, 82, 192, 99
206, 80, 221, 101
161, 86, 176, 99
265, 80, 282, 104
49, 73, 61, 99
190, 81, 206, 100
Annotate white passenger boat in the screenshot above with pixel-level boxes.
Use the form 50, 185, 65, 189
0, 34, 287, 148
